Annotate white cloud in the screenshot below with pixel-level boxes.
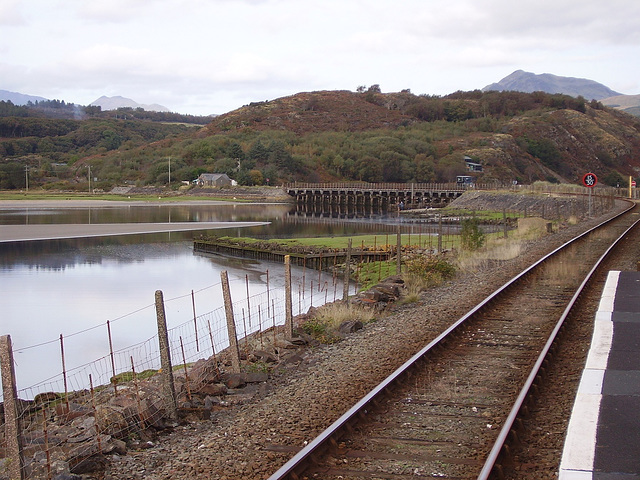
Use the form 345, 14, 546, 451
0, 0, 25, 25
2, 0, 640, 114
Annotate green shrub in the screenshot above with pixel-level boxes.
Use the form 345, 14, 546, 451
460, 218, 485, 251
405, 254, 456, 290
301, 317, 340, 344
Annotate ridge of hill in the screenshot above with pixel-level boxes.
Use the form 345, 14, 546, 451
601, 94, 640, 116
206, 90, 415, 135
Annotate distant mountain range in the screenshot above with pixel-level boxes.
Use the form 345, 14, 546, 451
3, 71, 639, 116
0, 90, 170, 112
90, 95, 169, 112
0, 89, 48, 105
482, 70, 621, 100
482, 70, 640, 115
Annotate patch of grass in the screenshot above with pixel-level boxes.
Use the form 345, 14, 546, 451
399, 279, 421, 304
355, 260, 398, 290
245, 361, 271, 374
215, 234, 435, 251
439, 207, 506, 221
0, 191, 244, 203
455, 218, 552, 272
110, 369, 158, 384
301, 303, 376, 344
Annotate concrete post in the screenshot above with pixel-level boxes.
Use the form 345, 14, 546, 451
284, 255, 293, 337
221, 271, 242, 373
1, 335, 24, 480
155, 290, 178, 422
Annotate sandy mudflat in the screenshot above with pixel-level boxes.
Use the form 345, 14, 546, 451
0, 222, 270, 243
0, 198, 235, 208
0, 199, 268, 242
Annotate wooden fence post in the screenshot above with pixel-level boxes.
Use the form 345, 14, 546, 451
0, 335, 24, 480
221, 271, 242, 373
284, 255, 293, 337
503, 208, 508, 239
155, 290, 178, 422
343, 239, 352, 303
396, 229, 402, 275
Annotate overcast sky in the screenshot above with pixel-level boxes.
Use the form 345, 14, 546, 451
2, 0, 639, 116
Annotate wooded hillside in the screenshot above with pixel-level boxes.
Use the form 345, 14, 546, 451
1, 89, 639, 191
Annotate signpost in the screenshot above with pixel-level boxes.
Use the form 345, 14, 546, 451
582, 173, 597, 217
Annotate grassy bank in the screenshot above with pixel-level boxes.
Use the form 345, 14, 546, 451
214, 233, 450, 250
0, 191, 247, 203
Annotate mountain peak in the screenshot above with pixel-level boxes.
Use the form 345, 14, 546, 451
90, 95, 169, 112
482, 70, 621, 100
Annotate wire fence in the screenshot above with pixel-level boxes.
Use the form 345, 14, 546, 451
1, 258, 349, 480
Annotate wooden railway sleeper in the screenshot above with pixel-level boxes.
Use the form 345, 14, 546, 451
492, 463, 505, 480
507, 427, 520, 447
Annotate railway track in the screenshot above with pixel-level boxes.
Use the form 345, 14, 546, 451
268, 203, 639, 480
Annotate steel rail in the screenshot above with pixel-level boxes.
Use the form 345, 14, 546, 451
477, 207, 640, 479
267, 201, 636, 480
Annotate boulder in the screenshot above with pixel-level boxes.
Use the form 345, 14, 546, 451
222, 373, 246, 389
188, 357, 221, 386
197, 383, 228, 397
338, 320, 364, 335
252, 350, 278, 363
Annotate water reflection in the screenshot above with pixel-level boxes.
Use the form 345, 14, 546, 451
0, 202, 411, 395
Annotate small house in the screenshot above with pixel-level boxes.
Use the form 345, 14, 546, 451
464, 156, 483, 172
196, 173, 232, 187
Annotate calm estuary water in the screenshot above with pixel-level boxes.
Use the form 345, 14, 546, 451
0, 202, 405, 397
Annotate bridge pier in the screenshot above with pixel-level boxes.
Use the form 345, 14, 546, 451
287, 183, 465, 215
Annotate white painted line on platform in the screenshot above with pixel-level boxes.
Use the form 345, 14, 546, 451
586, 314, 613, 371
597, 270, 619, 312
559, 470, 593, 480
558, 270, 620, 480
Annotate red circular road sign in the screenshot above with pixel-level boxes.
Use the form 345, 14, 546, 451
582, 172, 598, 188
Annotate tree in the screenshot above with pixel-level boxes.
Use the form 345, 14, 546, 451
603, 171, 625, 187
100, 129, 122, 151
414, 154, 436, 183
380, 151, 412, 182
249, 169, 264, 185
213, 158, 237, 176
248, 140, 269, 163
227, 142, 245, 162
356, 156, 383, 182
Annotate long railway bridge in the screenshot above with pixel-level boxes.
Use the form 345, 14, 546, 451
283, 182, 472, 212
